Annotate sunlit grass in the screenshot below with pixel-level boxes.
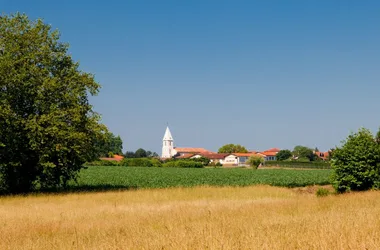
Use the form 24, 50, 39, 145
1, 185, 380, 249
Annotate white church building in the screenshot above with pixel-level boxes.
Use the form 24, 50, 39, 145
161, 126, 212, 159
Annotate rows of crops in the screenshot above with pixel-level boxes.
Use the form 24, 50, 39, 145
68, 166, 332, 191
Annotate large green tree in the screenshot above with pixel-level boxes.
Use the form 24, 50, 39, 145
0, 13, 106, 193
276, 149, 292, 161
95, 132, 123, 157
292, 145, 315, 161
218, 144, 248, 154
331, 128, 380, 193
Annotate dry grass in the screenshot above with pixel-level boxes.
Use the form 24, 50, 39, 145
1, 186, 380, 250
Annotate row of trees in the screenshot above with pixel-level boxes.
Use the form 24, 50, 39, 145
276, 146, 323, 162
124, 149, 159, 158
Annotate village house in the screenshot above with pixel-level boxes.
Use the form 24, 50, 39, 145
161, 126, 281, 166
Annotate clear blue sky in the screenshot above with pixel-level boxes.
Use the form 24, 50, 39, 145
2, 0, 380, 153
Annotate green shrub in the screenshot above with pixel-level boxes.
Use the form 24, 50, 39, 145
84, 160, 119, 166
316, 187, 330, 197
120, 158, 162, 168
190, 157, 210, 166
162, 160, 204, 168
331, 128, 380, 193
247, 155, 264, 169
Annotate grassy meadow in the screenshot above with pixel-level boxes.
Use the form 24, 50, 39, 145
1, 185, 380, 249
66, 166, 332, 192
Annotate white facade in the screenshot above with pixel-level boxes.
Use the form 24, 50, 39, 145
161, 126, 174, 158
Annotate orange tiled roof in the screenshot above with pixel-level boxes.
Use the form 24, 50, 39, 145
230, 153, 264, 157
264, 148, 281, 152
100, 154, 124, 162
315, 151, 329, 160
260, 151, 278, 156
176, 153, 195, 159
174, 147, 213, 153
195, 153, 229, 159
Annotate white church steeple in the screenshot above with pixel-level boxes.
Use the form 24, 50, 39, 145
162, 126, 174, 158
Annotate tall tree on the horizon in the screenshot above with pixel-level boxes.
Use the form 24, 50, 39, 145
218, 144, 248, 154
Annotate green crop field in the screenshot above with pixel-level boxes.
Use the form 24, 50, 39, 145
67, 166, 332, 191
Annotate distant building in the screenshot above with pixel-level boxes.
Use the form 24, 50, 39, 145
161, 126, 213, 158
160, 126, 281, 165
161, 126, 174, 158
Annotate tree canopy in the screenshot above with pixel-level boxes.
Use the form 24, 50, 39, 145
276, 149, 292, 161
331, 128, 380, 193
0, 13, 106, 193
124, 149, 159, 158
95, 132, 123, 157
218, 144, 248, 154
292, 145, 316, 161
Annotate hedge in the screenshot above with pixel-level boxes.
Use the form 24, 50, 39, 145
120, 158, 162, 167
162, 160, 204, 168
264, 161, 331, 169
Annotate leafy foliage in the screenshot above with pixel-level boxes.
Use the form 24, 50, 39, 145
95, 132, 123, 157
331, 128, 380, 193
293, 146, 316, 161
247, 155, 264, 169
120, 158, 162, 168
0, 13, 106, 193
134, 148, 147, 158
276, 150, 293, 161
189, 156, 210, 166
218, 144, 248, 154
124, 149, 158, 158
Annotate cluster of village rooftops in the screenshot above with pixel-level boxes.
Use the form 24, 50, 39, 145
161, 126, 280, 166
100, 126, 329, 166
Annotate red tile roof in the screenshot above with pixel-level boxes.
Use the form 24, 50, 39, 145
260, 151, 278, 156
227, 153, 264, 158
176, 153, 195, 159
264, 148, 281, 152
195, 153, 228, 159
174, 147, 214, 153
100, 154, 124, 162
315, 151, 330, 160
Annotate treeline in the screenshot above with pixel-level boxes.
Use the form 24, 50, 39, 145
276, 146, 330, 162
86, 157, 215, 168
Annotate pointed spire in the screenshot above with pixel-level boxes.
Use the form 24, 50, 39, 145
163, 126, 173, 141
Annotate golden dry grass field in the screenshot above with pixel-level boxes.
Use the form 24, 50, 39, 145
1, 186, 380, 250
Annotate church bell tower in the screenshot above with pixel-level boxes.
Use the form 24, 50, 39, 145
162, 126, 174, 158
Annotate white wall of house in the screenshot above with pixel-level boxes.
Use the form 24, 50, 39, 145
224, 155, 238, 165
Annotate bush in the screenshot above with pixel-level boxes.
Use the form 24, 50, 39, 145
84, 160, 119, 166
162, 160, 204, 168
120, 158, 162, 168
247, 156, 264, 169
190, 157, 210, 166
316, 188, 330, 197
331, 128, 380, 193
